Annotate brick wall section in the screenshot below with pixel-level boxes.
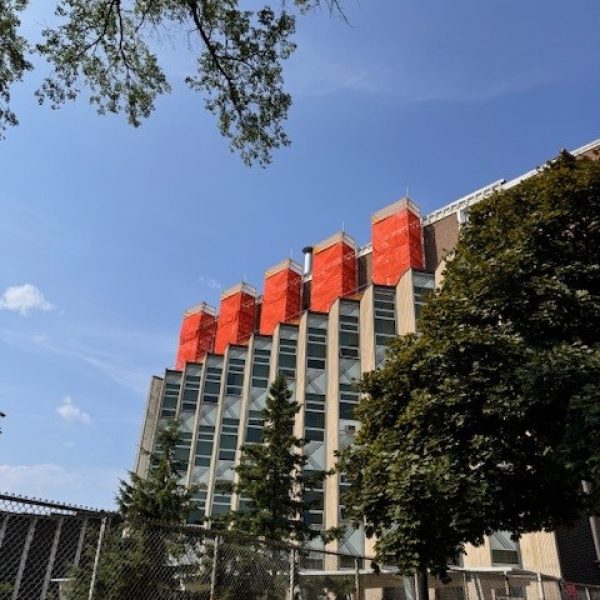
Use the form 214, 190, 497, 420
423, 213, 460, 272
555, 519, 600, 584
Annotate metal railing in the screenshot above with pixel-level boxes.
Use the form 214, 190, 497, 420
2, 492, 600, 600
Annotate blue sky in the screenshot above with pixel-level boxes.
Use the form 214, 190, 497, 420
1, 0, 599, 508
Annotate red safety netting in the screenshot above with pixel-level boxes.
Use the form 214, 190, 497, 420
214, 284, 257, 354
372, 199, 424, 286
175, 306, 217, 369
259, 260, 303, 335
311, 233, 357, 313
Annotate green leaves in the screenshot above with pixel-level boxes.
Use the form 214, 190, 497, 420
1, 0, 345, 166
0, 0, 32, 136
340, 153, 600, 577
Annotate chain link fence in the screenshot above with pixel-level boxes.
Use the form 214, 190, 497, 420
1, 492, 599, 600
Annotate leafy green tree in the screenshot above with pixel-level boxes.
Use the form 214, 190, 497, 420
0, 0, 343, 166
67, 420, 198, 599
339, 152, 600, 579
229, 373, 331, 543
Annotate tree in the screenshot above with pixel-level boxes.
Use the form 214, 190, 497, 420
66, 420, 198, 599
338, 152, 600, 579
0, 0, 343, 166
228, 373, 332, 543
118, 418, 195, 523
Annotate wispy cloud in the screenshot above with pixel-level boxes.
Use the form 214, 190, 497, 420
57, 396, 92, 425
0, 463, 123, 508
287, 45, 554, 104
0, 326, 173, 395
0, 284, 54, 316
199, 275, 222, 290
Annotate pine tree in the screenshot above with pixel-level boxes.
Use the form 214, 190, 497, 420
229, 373, 330, 543
66, 420, 198, 599
118, 419, 194, 524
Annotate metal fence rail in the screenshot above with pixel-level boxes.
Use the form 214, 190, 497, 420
1, 492, 600, 600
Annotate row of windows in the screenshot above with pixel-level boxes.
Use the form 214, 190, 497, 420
307, 326, 327, 370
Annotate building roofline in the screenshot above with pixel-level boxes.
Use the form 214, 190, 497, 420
423, 137, 600, 226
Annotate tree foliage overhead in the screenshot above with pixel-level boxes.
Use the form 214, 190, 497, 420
339, 152, 600, 577
0, 0, 343, 166
228, 373, 332, 543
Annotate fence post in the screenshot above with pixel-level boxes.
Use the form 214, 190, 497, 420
288, 548, 296, 600
12, 516, 37, 600
40, 516, 64, 600
504, 572, 512, 600
74, 517, 88, 567
537, 573, 546, 600
88, 516, 107, 600
355, 557, 362, 600
209, 535, 221, 600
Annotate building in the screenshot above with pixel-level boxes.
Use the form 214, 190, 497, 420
135, 138, 600, 581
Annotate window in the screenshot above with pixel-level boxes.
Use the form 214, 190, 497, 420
339, 383, 359, 421
203, 366, 222, 404
218, 418, 239, 461
374, 287, 397, 352
251, 348, 271, 388
278, 335, 297, 378
490, 531, 520, 566
187, 487, 208, 524
303, 477, 324, 528
245, 409, 264, 444
226, 357, 245, 396
212, 484, 232, 515
194, 425, 215, 467
339, 313, 359, 358
306, 324, 327, 370
413, 274, 435, 324
161, 381, 180, 417
304, 393, 325, 443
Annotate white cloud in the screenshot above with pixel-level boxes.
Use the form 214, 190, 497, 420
0, 284, 54, 315
57, 396, 92, 425
0, 463, 122, 508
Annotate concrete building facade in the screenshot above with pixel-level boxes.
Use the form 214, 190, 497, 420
135, 138, 600, 581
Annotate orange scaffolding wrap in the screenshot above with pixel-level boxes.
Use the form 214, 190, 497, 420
311, 233, 357, 313
175, 304, 217, 369
214, 283, 257, 354
372, 198, 424, 286
260, 260, 303, 335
